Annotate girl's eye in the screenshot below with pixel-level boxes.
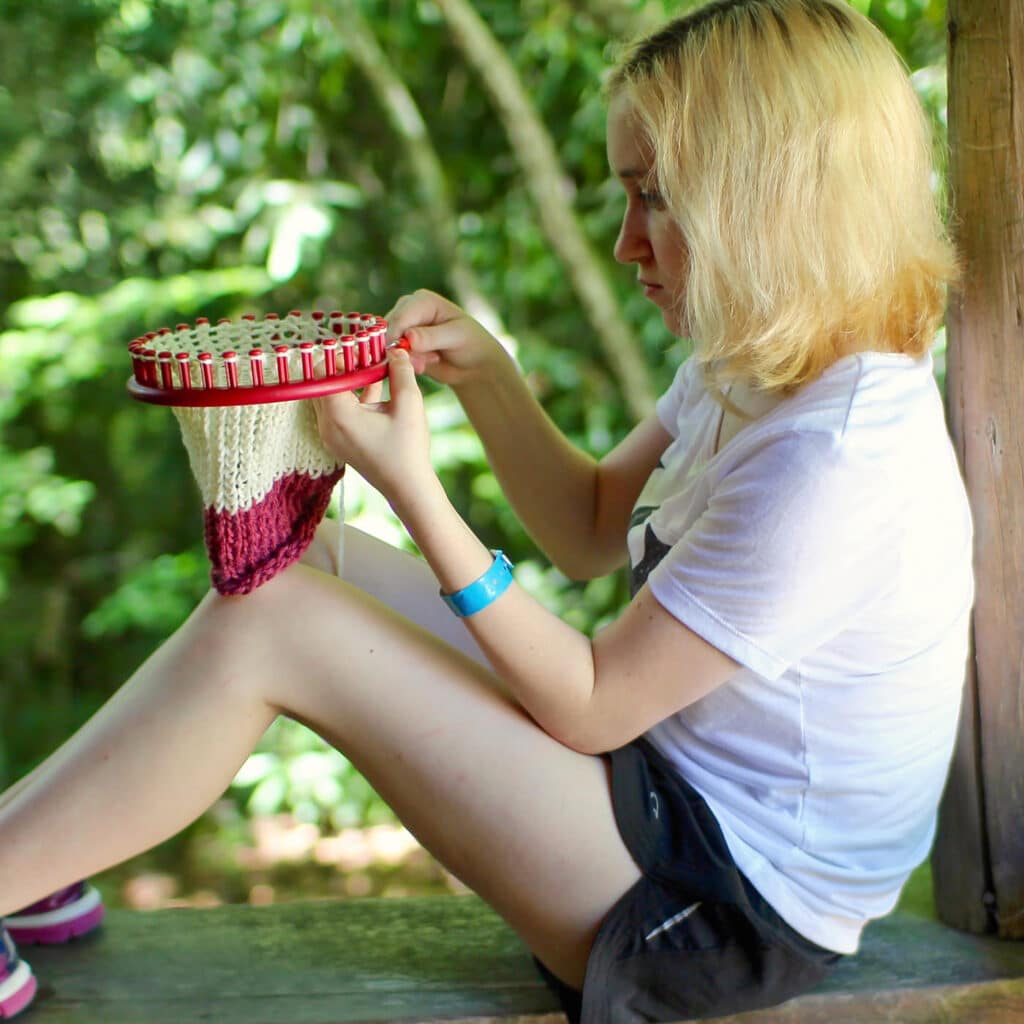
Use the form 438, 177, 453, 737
637, 190, 665, 210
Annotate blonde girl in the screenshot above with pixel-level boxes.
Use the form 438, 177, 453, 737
0, 2, 971, 1021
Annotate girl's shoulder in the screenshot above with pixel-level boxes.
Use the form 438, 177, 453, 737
746, 350, 941, 451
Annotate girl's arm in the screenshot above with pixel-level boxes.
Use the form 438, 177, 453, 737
314, 348, 736, 754
387, 290, 669, 580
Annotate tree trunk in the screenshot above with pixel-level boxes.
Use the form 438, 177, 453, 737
933, 0, 1024, 939
434, 0, 658, 420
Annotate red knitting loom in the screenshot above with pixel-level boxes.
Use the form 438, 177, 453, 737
127, 309, 400, 406
126, 310, 404, 595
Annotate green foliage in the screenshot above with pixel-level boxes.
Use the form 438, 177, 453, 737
0, 0, 949, 833
230, 719, 394, 831
81, 549, 209, 638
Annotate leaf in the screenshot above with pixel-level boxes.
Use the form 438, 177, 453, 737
248, 773, 288, 817
232, 752, 280, 788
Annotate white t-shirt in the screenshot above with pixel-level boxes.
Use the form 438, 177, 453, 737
629, 351, 974, 954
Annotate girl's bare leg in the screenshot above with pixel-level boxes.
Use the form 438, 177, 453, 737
305, 520, 489, 665
0, 562, 640, 986
0, 764, 47, 815
0, 524, 464, 817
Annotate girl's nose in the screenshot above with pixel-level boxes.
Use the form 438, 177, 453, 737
614, 206, 651, 264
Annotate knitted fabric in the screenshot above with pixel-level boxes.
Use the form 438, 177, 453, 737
174, 400, 342, 595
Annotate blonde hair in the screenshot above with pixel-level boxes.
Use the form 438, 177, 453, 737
607, 0, 956, 392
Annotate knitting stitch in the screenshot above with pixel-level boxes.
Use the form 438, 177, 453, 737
174, 398, 342, 595
126, 311, 389, 595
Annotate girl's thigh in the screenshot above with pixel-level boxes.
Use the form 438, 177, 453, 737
307, 519, 488, 665
252, 557, 640, 987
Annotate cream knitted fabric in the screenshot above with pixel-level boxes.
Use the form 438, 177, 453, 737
174, 400, 342, 595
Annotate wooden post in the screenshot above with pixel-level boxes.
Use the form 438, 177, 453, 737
932, 0, 1024, 938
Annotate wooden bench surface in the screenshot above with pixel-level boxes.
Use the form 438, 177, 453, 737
23, 895, 1024, 1023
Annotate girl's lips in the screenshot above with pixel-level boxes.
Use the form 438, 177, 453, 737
642, 282, 663, 298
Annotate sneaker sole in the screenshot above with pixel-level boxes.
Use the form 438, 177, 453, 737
6, 886, 105, 946
0, 961, 36, 1019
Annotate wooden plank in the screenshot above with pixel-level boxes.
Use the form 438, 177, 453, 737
699, 980, 1024, 1023
21, 898, 1024, 1023
933, 667, 992, 933
26, 898, 559, 1024
939, 0, 1024, 938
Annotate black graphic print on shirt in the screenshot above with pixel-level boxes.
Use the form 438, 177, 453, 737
629, 505, 658, 531
628, 453, 673, 597
630, 522, 672, 597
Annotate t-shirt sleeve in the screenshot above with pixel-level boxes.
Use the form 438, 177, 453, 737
655, 357, 701, 437
646, 429, 891, 679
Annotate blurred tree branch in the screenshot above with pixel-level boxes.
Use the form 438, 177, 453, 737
330, 0, 515, 350
434, 0, 657, 419
572, 0, 671, 40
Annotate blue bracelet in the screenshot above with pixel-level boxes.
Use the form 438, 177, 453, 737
440, 551, 515, 618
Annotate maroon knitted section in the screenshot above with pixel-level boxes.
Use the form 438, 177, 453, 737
204, 467, 344, 596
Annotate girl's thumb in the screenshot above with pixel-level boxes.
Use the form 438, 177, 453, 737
387, 345, 417, 396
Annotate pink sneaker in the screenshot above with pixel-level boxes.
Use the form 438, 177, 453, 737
6, 882, 105, 946
0, 927, 36, 1019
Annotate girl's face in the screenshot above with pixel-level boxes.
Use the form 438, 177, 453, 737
606, 93, 691, 336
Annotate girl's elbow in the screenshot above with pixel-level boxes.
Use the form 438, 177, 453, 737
548, 716, 628, 757
573, 734, 618, 757
551, 545, 627, 583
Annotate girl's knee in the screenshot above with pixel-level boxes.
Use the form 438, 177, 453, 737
299, 519, 341, 574
184, 573, 304, 650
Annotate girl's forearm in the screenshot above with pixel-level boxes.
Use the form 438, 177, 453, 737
393, 475, 598, 747
451, 352, 621, 579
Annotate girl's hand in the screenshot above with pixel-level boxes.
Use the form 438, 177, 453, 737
386, 289, 502, 388
313, 347, 434, 509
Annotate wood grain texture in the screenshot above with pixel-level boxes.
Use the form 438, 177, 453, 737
21, 898, 1024, 1023
933, 665, 993, 933
938, 0, 1024, 938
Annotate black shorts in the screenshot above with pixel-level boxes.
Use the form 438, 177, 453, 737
535, 738, 841, 1023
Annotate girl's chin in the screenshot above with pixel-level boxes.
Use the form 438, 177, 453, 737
661, 307, 690, 338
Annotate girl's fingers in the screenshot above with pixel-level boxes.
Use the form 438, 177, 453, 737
385, 347, 418, 407
406, 349, 440, 375
313, 390, 358, 427
385, 289, 461, 344
313, 391, 356, 455
400, 320, 469, 358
